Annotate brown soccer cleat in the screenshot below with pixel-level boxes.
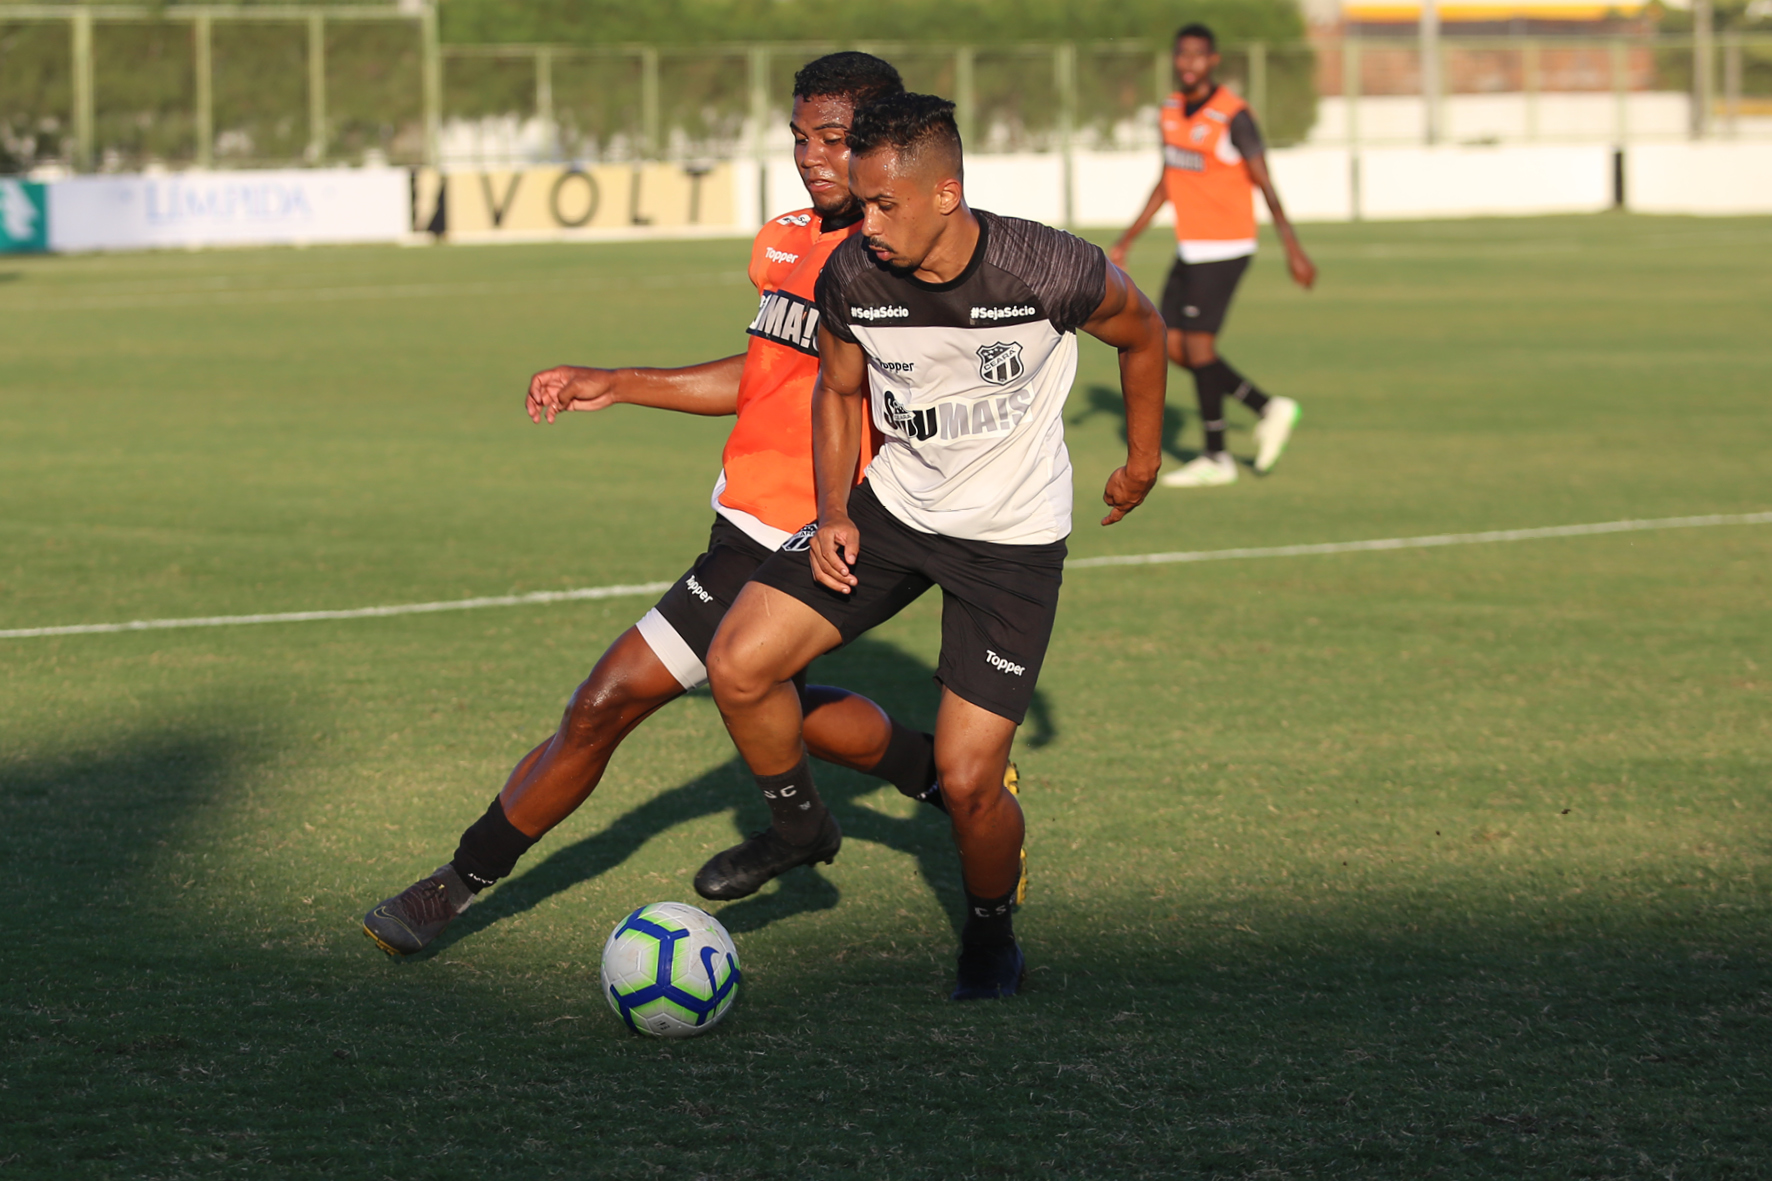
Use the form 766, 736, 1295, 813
362, 864, 475, 956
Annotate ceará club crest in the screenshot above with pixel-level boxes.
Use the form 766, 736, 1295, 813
976, 341, 1025, 386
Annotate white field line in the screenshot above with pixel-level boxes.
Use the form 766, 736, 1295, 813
2, 511, 1767, 642
0, 582, 672, 640
1066, 511, 1772, 569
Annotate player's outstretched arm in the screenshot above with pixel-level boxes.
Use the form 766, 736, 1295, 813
1244, 153, 1316, 291
807, 325, 870, 594
1082, 263, 1167, 526
1108, 178, 1168, 270
525, 354, 747, 425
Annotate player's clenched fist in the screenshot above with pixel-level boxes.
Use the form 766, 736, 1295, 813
809, 514, 862, 594
527, 365, 619, 424
1100, 463, 1159, 526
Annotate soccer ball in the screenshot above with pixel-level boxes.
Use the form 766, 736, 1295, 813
600, 901, 741, 1038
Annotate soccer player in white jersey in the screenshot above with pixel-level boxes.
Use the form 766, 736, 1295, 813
701, 93, 1168, 1000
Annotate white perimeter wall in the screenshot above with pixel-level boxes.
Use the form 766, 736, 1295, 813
1626, 142, 1772, 215
772, 141, 1766, 229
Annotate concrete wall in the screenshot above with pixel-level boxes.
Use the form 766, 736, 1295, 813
1356, 144, 1615, 219
1626, 142, 1772, 215
1310, 92, 1692, 146
808, 141, 1769, 229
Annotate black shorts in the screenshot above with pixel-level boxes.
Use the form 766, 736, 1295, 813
1160, 254, 1250, 336
637, 514, 780, 689
749, 481, 1065, 726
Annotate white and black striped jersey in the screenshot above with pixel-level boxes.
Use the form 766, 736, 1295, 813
815, 210, 1108, 545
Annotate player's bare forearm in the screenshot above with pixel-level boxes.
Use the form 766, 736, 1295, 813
525, 355, 744, 424
1083, 263, 1167, 525
613, 354, 746, 414
809, 326, 869, 592
1109, 179, 1169, 268
1245, 154, 1317, 291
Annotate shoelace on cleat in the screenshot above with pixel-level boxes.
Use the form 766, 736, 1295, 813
392, 877, 455, 927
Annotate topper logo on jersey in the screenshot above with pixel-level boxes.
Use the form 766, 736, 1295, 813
685, 575, 714, 604
747, 290, 821, 356
765, 247, 799, 264
883, 390, 938, 442
977, 341, 1025, 386
1164, 144, 1206, 172
776, 213, 812, 227
852, 305, 910, 321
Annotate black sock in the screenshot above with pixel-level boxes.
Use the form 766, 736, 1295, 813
1204, 354, 1275, 418
1190, 363, 1229, 454
1219, 358, 1271, 416
962, 886, 1017, 948
1194, 358, 1272, 451
451, 797, 539, 894
869, 721, 943, 811
754, 754, 828, 846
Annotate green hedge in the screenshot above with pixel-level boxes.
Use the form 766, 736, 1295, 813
440, 0, 1305, 48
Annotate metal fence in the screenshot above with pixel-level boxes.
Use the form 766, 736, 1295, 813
2, 4, 1769, 174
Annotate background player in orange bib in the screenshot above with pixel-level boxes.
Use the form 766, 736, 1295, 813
1110, 22, 1317, 488
361, 54, 960, 956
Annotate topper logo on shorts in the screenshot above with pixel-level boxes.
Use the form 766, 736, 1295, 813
747, 290, 821, 356
852, 305, 910, 321
977, 341, 1025, 386
986, 650, 1025, 676
685, 575, 714, 604
779, 521, 819, 552
765, 247, 799, 264
878, 359, 914, 374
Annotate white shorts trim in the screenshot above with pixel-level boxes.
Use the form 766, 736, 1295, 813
635, 607, 707, 690
1178, 238, 1257, 264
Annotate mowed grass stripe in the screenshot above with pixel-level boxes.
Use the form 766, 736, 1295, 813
5, 509, 1766, 640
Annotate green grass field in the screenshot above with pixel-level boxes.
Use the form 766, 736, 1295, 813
2, 214, 1769, 1178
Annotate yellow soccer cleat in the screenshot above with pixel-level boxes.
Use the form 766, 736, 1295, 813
1004, 761, 1028, 906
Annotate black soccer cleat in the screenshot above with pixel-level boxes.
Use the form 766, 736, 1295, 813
362, 864, 475, 956
693, 811, 842, 901
950, 941, 1026, 1002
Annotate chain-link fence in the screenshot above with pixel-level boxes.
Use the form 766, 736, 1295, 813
3, 4, 1769, 175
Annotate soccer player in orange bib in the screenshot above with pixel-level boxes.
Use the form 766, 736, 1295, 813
1110, 22, 1317, 488
362, 54, 974, 956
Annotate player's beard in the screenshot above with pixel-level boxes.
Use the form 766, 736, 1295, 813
817, 194, 864, 231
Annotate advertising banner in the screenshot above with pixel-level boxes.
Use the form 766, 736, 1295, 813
419, 162, 739, 240
48, 168, 409, 252
0, 179, 50, 253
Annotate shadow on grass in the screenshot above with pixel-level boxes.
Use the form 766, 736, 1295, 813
0, 723, 271, 889
1071, 382, 1197, 465
438, 635, 1057, 949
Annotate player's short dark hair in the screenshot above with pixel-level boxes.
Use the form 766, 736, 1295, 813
1175, 22, 1217, 49
846, 92, 963, 177
792, 52, 905, 108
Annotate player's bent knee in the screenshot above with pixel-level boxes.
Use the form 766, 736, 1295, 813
705, 643, 773, 712
558, 677, 647, 750
934, 763, 1011, 821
